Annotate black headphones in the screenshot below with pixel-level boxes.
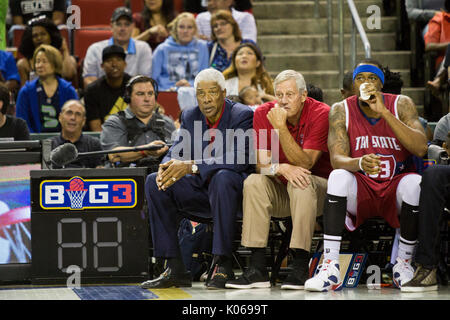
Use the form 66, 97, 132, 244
123, 75, 159, 104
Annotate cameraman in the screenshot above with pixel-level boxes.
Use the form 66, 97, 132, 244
402, 132, 450, 292
100, 75, 175, 170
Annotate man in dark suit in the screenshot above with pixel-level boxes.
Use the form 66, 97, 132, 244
141, 68, 254, 289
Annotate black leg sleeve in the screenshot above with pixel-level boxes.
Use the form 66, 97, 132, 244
399, 202, 419, 242
323, 194, 347, 237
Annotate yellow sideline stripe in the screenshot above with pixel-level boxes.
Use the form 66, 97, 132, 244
148, 288, 192, 300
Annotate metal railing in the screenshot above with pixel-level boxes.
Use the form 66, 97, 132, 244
315, 0, 333, 52
338, 0, 372, 83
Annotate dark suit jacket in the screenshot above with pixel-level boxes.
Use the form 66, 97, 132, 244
163, 98, 255, 183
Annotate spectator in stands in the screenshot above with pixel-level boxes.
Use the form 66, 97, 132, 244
239, 85, 262, 110
100, 75, 175, 171
16, 44, 78, 133
84, 45, 131, 132
140, 68, 254, 290
10, 0, 66, 26
432, 111, 450, 146
306, 83, 324, 102
424, 1, 450, 72
234, 0, 253, 12
406, 0, 445, 37
83, 7, 153, 88
132, 0, 176, 51
50, 100, 104, 169
184, 0, 207, 14
196, 0, 257, 42
151, 12, 209, 91
208, 9, 256, 72
225, 70, 331, 290
17, 16, 77, 87
223, 42, 275, 102
0, 50, 20, 104
340, 71, 354, 99
0, 83, 29, 140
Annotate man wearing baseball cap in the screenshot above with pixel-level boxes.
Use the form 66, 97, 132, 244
82, 7, 152, 88
84, 44, 132, 131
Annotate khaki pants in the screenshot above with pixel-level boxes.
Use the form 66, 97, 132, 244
241, 173, 328, 251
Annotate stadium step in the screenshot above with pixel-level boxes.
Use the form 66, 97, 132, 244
258, 32, 397, 54
263, 51, 412, 72
253, 0, 424, 115
253, 0, 384, 19
257, 17, 398, 35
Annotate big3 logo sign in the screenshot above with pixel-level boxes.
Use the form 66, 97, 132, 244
40, 177, 137, 210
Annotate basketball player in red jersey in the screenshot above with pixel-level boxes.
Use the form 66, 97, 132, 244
305, 60, 428, 292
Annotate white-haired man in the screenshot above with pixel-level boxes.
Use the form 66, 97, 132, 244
225, 70, 332, 290
141, 68, 254, 290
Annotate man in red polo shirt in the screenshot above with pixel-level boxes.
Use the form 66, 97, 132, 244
225, 70, 332, 290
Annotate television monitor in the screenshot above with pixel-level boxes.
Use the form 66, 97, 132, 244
0, 163, 41, 265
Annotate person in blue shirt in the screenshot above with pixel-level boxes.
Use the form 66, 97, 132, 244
152, 12, 209, 91
16, 44, 78, 133
0, 50, 20, 114
0, 50, 20, 91
208, 9, 255, 72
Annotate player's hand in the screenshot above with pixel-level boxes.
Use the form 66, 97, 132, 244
359, 154, 381, 175
267, 103, 287, 130
359, 83, 386, 115
277, 163, 311, 190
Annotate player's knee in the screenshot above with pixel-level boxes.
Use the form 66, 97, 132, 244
327, 169, 355, 197
398, 174, 421, 206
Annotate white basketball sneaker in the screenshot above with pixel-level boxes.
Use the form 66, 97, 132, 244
392, 257, 415, 288
305, 259, 343, 292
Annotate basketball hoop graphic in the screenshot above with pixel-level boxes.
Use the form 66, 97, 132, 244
66, 178, 87, 209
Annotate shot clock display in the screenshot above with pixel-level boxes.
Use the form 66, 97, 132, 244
30, 168, 150, 284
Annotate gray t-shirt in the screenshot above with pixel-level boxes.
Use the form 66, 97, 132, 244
433, 113, 450, 144
83, 38, 152, 79
100, 107, 175, 151
405, 0, 444, 22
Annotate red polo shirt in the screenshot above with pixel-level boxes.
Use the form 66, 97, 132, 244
253, 97, 332, 181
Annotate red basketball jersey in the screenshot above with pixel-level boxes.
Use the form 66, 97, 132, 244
343, 94, 417, 229
344, 93, 413, 181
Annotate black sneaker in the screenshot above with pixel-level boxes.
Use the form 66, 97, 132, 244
401, 265, 438, 292
280, 266, 309, 290
206, 267, 235, 290
225, 267, 270, 289
141, 268, 192, 289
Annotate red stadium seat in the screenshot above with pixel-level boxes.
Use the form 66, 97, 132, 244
130, 0, 144, 13
174, 0, 183, 14
130, 0, 183, 15
71, 0, 125, 26
72, 28, 112, 61
157, 91, 181, 120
